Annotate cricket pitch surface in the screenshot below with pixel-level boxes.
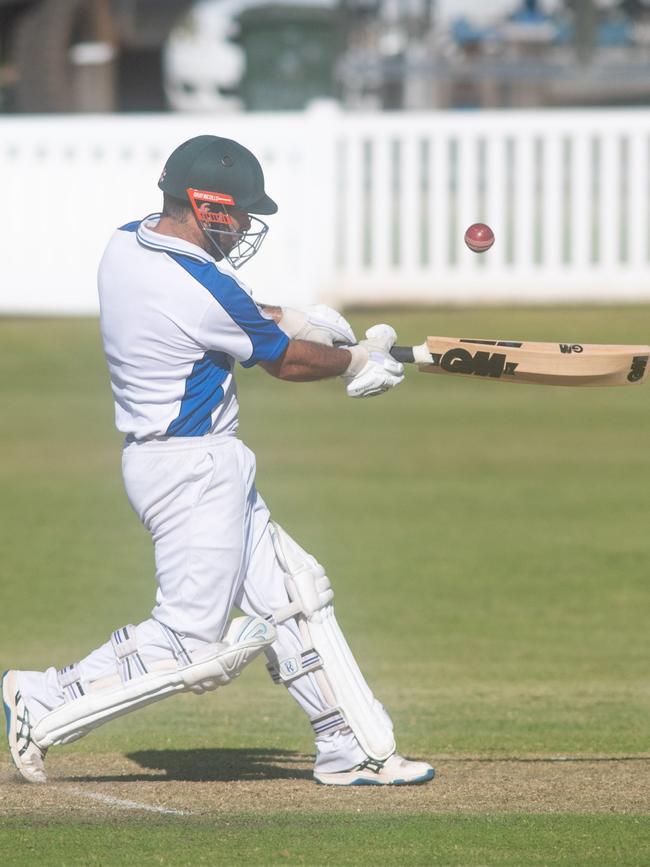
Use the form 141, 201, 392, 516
2, 750, 649, 818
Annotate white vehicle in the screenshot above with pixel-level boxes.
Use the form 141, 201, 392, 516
163, 0, 251, 113
163, 0, 337, 113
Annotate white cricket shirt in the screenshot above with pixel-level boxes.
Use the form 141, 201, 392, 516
98, 215, 289, 440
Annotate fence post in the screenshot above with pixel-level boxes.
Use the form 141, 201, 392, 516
302, 100, 341, 306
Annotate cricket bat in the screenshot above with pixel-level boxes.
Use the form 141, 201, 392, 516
389, 337, 650, 387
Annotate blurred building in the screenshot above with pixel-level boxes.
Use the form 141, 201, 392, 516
339, 0, 650, 109
4, 0, 650, 112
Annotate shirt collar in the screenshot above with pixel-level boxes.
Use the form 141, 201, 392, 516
136, 214, 215, 264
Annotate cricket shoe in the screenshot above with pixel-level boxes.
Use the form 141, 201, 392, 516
314, 754, 434, 786
2, 670, 48, 784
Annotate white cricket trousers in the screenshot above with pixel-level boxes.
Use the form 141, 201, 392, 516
19, 433, 367, 772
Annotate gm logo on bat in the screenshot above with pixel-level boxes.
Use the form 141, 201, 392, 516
428, 348, 518, 378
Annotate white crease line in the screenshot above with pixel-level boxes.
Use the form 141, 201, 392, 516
59, 785, 192, 816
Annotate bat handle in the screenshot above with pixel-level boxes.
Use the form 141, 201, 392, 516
339, 342, 416, 363
390, 345, 415, 364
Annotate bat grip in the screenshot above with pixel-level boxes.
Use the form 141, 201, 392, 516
389, 345, 415, 364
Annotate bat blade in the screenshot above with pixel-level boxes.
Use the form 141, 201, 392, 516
391, 338, 650, 386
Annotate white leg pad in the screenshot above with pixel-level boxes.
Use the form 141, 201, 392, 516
268, 522, 396, 761
32, 616, 275, 749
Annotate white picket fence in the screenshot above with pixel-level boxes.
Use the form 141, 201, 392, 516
1, 104, 650, 314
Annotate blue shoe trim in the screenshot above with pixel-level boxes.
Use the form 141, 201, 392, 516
315, 767, 435, 787
409, 767, 435, 784
316, 777, 382, 786
314, 776, 382, 787
392, 767, 435, 785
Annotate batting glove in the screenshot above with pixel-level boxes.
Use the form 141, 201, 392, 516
278, 304, 357, 347
342, 324, 404, 398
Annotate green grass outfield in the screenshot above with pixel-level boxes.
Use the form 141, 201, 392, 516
1, 307, 649, 865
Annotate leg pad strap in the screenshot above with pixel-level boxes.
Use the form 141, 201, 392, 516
111, 626, 149, 681
57, 665, 85, 703
310, 707, 348, 737
266, 647, 322, 684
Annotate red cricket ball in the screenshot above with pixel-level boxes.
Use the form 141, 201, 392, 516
464, 222, 495, 253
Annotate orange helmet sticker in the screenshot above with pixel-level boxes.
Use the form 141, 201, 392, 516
187, 188, 235, 206
187, 188, 235, 227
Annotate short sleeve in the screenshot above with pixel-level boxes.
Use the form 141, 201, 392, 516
169, 254, 289, 365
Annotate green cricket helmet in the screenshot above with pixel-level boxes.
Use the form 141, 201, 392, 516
158, 134, 277, 268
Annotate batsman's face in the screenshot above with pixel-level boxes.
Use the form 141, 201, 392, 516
219, 207, 251, 252
194, 201, 267, 269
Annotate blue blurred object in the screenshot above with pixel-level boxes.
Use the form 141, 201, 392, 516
451, 18, 481, 45
451, 17, 495, 46
509, 0, 549, 25
598, 19, 633, 47
450, 0, 634, 50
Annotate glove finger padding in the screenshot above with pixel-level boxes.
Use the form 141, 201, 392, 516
364, 323, 397, 349
342, 323, 404, 398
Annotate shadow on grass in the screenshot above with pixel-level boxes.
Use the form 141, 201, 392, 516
62, 748, 314, 783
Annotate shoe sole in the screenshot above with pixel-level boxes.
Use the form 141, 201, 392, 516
315, 766, 435, 786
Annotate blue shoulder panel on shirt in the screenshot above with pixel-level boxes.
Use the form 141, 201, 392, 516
166, 351, 231, 437
168, 253, 289, 367
119, 220, 141, 233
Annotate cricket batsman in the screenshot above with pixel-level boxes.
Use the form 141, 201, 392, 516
2, 135, 434, 787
